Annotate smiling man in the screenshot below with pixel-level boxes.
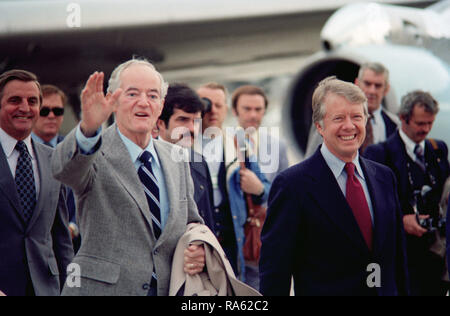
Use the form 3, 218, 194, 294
52, 59, 205, 296
0, 69, 73, 296
260, 77, 408, 296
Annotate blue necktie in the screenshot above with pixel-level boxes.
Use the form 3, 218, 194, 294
15, 141, 36, 224
138, 151, 160, 295
414, 144, 426, 171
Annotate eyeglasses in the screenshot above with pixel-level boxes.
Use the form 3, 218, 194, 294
40, 107, 64, 117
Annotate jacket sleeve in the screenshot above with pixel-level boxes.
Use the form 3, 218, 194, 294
51, 127, 100, 196
447, 198, 450, 276
390, 171, 410, 296
259, 173, 302, 296
185, 160, 204, 225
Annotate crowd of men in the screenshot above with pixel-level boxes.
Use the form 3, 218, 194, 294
0, 59, 448, 296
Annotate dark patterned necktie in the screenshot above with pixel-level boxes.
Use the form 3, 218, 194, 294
137, 150, 161, 239
15, 141, 36, 224
345, 162, 373, 251
414, 144, 426, 171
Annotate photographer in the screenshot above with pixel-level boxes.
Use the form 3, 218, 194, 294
365, 90, 450, 296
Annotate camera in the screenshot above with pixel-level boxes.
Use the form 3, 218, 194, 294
416, 213, 446, 235
413, 185, 446, 235
201, 97, 212, 116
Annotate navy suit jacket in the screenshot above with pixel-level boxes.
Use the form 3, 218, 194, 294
364, 132, 450, 218
381, 110, 398, 139
260, 148, 408, 296
190, 149, 215, 234
447, 200, 450, 276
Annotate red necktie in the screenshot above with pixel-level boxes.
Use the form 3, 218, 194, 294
345, 162, 373, 251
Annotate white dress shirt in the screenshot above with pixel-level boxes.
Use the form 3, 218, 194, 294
320, 143, 374, 222
371, 107, 387, 145
202, 135, 224, 208
0, 127, 41, 197
399, 128, 425, 162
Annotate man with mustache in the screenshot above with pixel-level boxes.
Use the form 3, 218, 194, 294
365, 90, 450, 295
157, 83, 215, 233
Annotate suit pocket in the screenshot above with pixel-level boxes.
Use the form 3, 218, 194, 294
48, 256, 60, 276
75, 255, 120, 285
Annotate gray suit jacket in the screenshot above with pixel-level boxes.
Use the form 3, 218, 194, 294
52, 124, 203, 296
0, 140, 73, 296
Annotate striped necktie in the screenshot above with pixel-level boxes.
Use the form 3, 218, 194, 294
15, 141, 37, 224
138, 150, 161, 239
414, 144, 426, 171
138, 150, 161, 295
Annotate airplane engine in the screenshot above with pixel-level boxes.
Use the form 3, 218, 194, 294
284, 44, 450, 158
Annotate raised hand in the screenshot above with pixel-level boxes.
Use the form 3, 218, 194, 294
80, 72, 122, 137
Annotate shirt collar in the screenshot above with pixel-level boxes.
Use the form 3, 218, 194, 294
371, 107, 383, 124
320, 143, 365, 180
117, 127, 160, 168
31, 133, 58, 148
399, 128, 425, 158
0, 127, 34, 159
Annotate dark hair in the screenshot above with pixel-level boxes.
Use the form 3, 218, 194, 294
0, 69, 43, 107
231, 85, 268, 111
41, 84, 68, 106
159, 83, 205, 126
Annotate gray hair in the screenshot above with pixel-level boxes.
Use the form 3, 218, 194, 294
399, 90, 439, 123
107, 58, 168, 99
312, 76, 368, 126
357, 62, 390, 85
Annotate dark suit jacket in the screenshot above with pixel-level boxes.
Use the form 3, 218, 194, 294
260, 148, 408, 296
0, 140, 74, 296
364, 132, 450, 218
381, 110, 398, 139
190, 149, 215, 234
447, 200, 450, 276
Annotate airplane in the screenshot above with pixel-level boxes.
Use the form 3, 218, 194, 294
0, 0, 446, 158
284, 0, 450, 158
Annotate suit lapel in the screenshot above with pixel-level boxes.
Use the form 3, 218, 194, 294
153, 140, 182, 248
101, 126, 154, 232
306, 150, 370, 254
359, 157, 388, 255
0, 144, 23, 221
